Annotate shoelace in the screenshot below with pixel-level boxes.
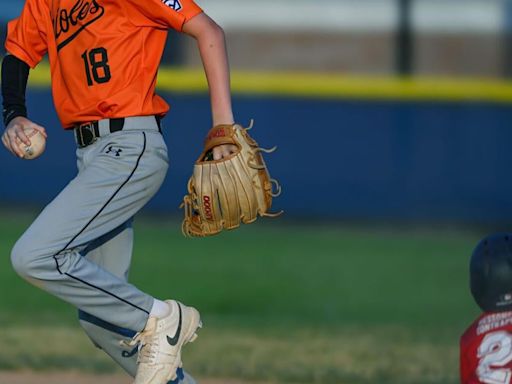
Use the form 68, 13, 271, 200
121, 319, 159, 364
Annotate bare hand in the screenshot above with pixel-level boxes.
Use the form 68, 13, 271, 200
2, 117, 47, 158
212, 143, 237, 160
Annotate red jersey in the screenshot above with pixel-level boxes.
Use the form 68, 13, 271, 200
461, 311, 512, 383
5, 0, 202, 128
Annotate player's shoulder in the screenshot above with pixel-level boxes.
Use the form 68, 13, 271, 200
462, 311, 512, 343
29, 0, 51, 7
461, 314, 482, 345
23, 0, 51, 11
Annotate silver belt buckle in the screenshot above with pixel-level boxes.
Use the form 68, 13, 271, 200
78, 122, 97, 147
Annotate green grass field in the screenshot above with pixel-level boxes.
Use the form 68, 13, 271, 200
0, 210, 483, 383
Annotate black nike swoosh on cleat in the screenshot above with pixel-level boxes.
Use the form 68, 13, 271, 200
166, 303, 182, 346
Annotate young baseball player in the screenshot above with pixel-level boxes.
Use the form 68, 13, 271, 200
460, 233, 512, 383
1, 0, 237, 383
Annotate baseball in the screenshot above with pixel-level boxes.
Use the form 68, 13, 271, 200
18, 128, 46, 160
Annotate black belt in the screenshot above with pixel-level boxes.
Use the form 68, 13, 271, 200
74, 118, 124, 148
74, 116, 161, 148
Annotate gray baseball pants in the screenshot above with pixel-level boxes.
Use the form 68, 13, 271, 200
10, 116, 196, 383
77, 220, 196, 383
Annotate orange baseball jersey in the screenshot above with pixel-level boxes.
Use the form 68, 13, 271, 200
5, 0, 203, 128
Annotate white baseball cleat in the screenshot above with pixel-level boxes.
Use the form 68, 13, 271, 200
129, 300, 202, 384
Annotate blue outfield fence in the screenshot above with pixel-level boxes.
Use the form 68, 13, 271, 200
1, 88, 512, 224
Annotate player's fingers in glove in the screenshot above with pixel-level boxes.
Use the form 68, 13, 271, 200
212, 144, 238, 160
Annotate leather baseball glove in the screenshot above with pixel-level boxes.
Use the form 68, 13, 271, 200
181, 120, 282, 237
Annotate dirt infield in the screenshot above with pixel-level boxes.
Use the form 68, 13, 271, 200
0, 372, 263, 384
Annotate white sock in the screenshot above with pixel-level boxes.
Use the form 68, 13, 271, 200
149, 298, 170, 319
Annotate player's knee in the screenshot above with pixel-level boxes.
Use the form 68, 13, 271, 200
10, 238, 41, 279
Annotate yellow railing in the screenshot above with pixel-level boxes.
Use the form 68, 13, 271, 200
28, 63, 512, 103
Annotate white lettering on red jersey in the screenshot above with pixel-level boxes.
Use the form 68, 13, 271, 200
461, 311, 512, 383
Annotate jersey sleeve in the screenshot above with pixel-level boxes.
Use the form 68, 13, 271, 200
4, 0, 48, 69
123, 0, 203, 31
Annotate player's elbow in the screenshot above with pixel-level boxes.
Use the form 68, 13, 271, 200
208, 21, 225, 40
199, 21, 225, 48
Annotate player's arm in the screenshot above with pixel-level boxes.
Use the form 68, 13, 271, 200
1, 54, 46, 158
182, 13, 236, 160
